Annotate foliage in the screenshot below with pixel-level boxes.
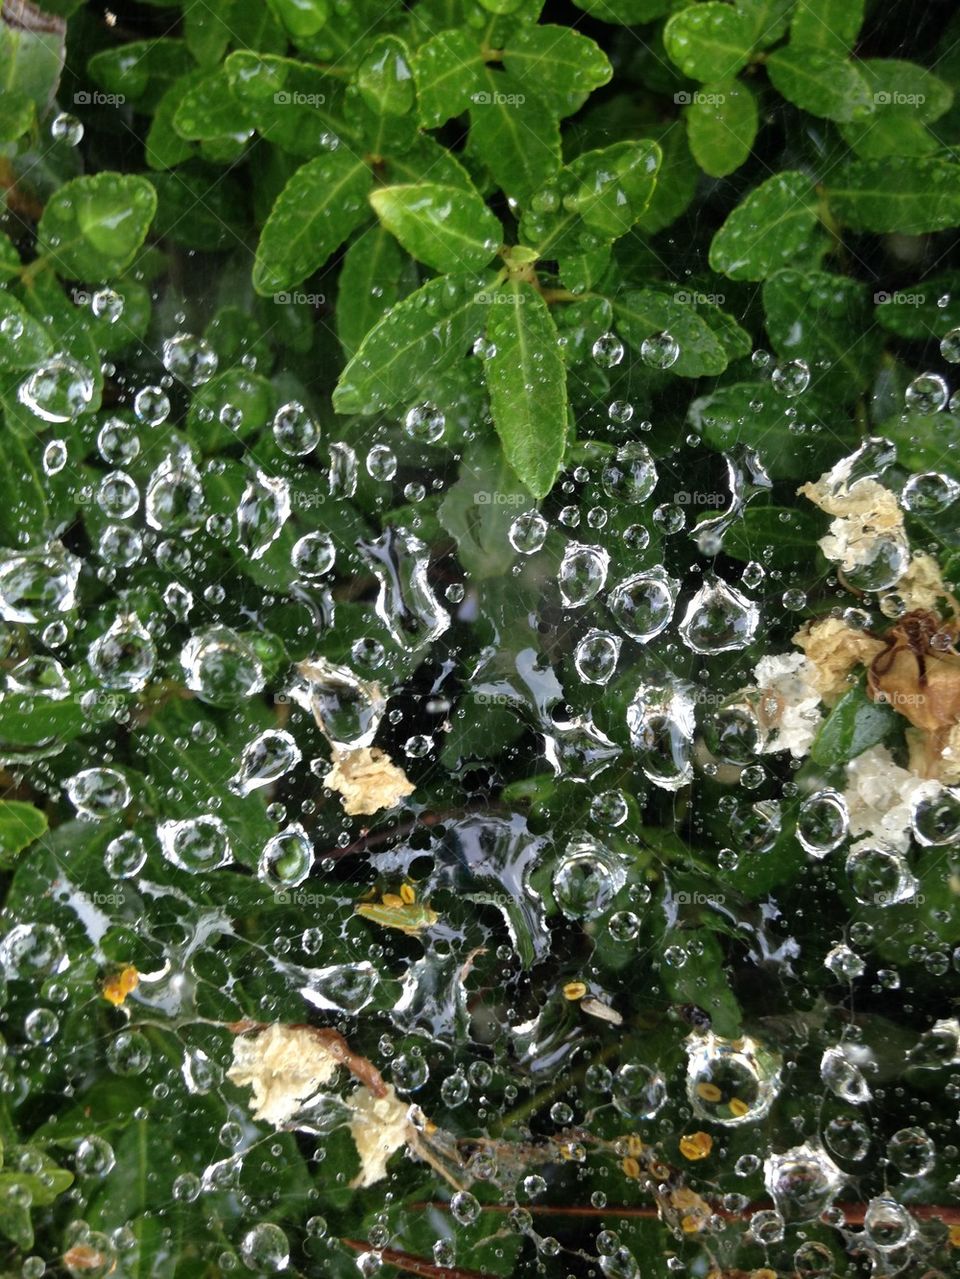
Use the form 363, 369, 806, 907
0, 0, 957, 1276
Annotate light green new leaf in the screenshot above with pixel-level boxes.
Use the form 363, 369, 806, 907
663, 3, 756, 82
827, 157, 960, 234
686, 79, 758, 176
484, 281, 568, 499
0, 295, 53, 370
413, 29, 485, 129
0, 801, 48, 867
503, 25, 612, 115
468, 66, 561, 203
369, 183, 503, 274
37, 173, 158, 280
336, 226, 417, 357
709, 170, 821, 280
252, 151, 372, 296
791, 0, 865, 55
766, 47, 873, 122
333, 274, 489, 415
612, 289, 729, 377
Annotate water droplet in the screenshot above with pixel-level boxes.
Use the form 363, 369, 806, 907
237, 470, 290, 560
181, 626, 265, 706
558, 542, 610, 607
678, 577, 759, 654
273, 400, 321, 456
162, 333, 219, 386
640, 330, 679, 369
18, 356, 94, 423
607, 568, 679, 642
158, 815, 233, 874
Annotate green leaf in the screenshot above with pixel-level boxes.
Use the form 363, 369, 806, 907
173, 68, 252, 141
612, 288, 729, 377
873, 271, 960, 339
663, 2, 756, 82
791, 0, 865, 55
0, 801, 48, 868
766, 46, 873, 122
333, 273, 489, 415
252, 151, 372, 296
636, 123, 699, 233
87, 38, 193, 111
146, 74, 199, 169
187, 368, 276, 452
369, 183, 503, 274
722, 505, 822, 567
826, 157, 960, 234
268, 0, 329, 39
483, 280, 568, 499
839, 61, 954, 158
0, 19, 63, 111
0, 89, 34, 142
0, 294, 53, 369
357, 34, 416, 116
762, 268, 879, 400
336, 225, 417, 357
438, 439, 531, 578
709, 170, 821, 280
689, 381, 854, 479
224, 52, 348, 157
36, 173, 157, 280
810, 681, 898, 767
660, 930, 742, 1037
412, 29, 485, 129
502, 25, 612, 115
468, 66, 561, 203
685, 79, 758, 177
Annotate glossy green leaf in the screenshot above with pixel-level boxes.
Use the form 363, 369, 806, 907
252, 151, 373, 296
483, 280, 568, 499
369, 182, 503, 274
689, 381, 853, 478
612, 288, 730, 377
333, 273, 489, 415
791, 0, 865, 55
810, 681, 898, 767
636, 124, 699, 233
0, 294, 53, 369
839, 60, 954, 158
766, 46, 874, 122
722, 505, 822, 567
685, 78, 758, 176
87, 38, 193, 111
268, 0, 329, 39
0, 801, 48, 867
357, 34, 416, 117
225, 52, 349, 157
173, 68, 252, 141
762, 268, 879, 399
827, 157, 960, 233
438, 439, 531, 578
0, 19, 63, 110
412, 29, 486, 129
503, 25, 612, 115
0, 89, 34, 141
336, 225, 417, 357
709, 170, 821, 280
468, 66, 561, 202
663, 3, 756, 82
873, 271, 960, 339
36, 172, 157, 280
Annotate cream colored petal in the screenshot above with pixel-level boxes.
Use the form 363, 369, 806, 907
323, 747, 415, 817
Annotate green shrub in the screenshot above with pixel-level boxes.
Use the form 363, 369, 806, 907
0, 0, 958, 1274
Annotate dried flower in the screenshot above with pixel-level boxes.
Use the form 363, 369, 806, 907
842, 744, 928, 852
347, 1084, 411, 1187
323, 746, 415, 816
798, 476, 906, 573
227, 1024, 340, 1126
868, 611, 960, 734
896, 552, 955, 612
751, 653, 823, 757
793, 617, 886, 705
